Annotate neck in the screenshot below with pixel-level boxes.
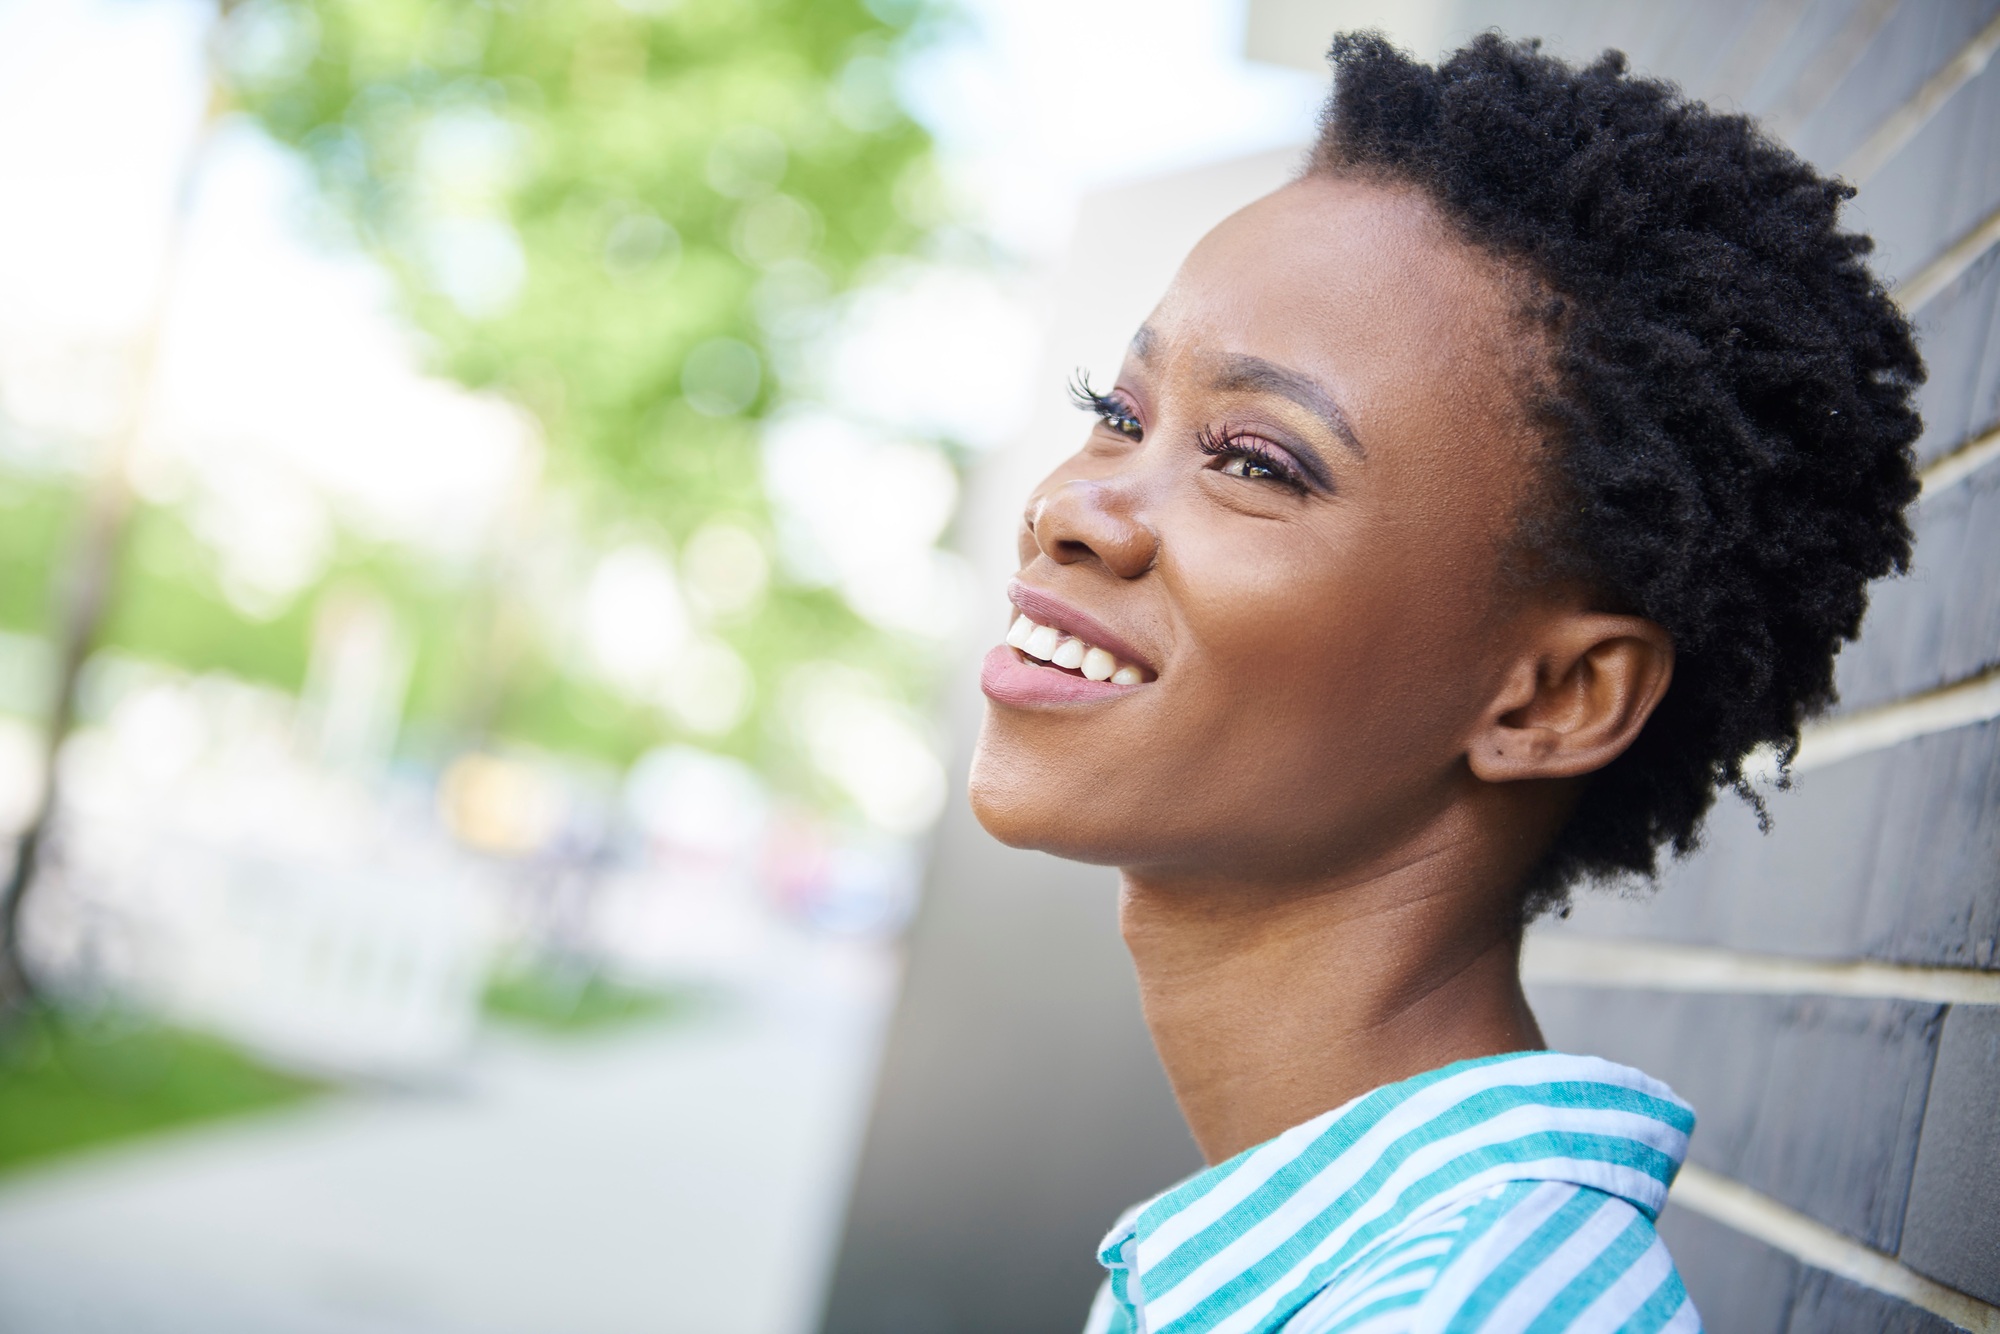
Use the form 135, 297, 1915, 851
1120, 817, 1545, 1165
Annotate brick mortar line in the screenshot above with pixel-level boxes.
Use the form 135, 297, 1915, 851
1841, 8, 2000, 186
1896, 202, 2000, 314
1767, 0, 1900, 140
1919, 422, 2000, 502
1669, 1164, 2000, 1333
1793, 666, 2000, 773
1702, 0, 1810, 106
1520, 935, 2000, 1006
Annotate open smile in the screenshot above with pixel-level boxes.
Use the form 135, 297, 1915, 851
1003, 612, 1147, 684
979, 584, 1156, 708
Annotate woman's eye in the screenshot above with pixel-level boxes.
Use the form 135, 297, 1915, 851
1064, 374, 1144, 440
1067, 375, 1144, 441
1198, 429, 1304, 491
1220, 454, 1280, 480
1100, 410, 1143, 440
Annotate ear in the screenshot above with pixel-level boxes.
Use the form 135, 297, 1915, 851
1467, 613, 1674, 783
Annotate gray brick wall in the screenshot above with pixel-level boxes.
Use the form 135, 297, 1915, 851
1502, 2, 2000, 1326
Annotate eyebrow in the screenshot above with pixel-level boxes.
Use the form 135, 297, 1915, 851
1129, 324, 1364, 471
1210, 353, 1365, 463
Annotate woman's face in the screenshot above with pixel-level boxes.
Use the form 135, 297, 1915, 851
968, 173, 1561, 888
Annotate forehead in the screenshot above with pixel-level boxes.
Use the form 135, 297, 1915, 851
1138, 175, 1537, 443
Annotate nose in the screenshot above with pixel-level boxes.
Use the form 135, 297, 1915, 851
1025, 477, 1158, 579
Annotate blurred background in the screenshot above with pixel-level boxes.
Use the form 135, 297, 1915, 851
0, 0, 1314, 1330
2, 1, 1996, 1333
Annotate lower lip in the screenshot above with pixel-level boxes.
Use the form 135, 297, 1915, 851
979, 644, 1144, 707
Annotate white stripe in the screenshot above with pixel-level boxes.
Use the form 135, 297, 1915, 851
1659, 1296, 1702, 1333
1206, 1159, 1671, 1334
1149, 1098, 1685, 1332
1298, 1231, 1464, 1329
1317, 1259, 1442, 1325
1334, 1310, 1425, 1334
1140, 1093, 1372, 1259
1139, 1058, 1569, 1260
1671, 1165, 2000, 1334
1571, 1230, 1675, 1331
1083, 1278, 1118, 1334
1478, 1194, 1630, 1334
1140, 1054, 1681, 1283
1521, 935, 2000, 1007
1099, 1198, 1151, 1257
1419, 1183, 1581, 1326
1125, 1237, 1154, 1334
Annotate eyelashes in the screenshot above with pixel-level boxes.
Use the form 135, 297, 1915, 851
1195, 424, 1309, 491
1069, 370, 1312, 493
1068, 372, 1142, 439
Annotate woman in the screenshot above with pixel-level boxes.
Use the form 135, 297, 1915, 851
970, 33, 1921, 1334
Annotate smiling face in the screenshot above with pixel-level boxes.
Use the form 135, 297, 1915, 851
969, 173, 1586, 890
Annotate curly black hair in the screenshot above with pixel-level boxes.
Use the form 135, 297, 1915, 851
1307, 32, 1923, 914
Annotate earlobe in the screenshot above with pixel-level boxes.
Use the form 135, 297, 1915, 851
1468, 614, 1674, 783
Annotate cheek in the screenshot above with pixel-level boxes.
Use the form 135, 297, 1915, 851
1167, 517, 1495, 769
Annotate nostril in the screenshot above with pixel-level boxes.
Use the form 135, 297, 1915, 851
1029, 478, 1158, 576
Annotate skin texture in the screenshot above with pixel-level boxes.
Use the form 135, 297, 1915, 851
967, 175, 1674, 1165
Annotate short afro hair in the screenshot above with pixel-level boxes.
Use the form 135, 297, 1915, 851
1308, 32, 1924, 914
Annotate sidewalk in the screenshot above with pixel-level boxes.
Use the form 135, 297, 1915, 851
0, 941, 894, 1334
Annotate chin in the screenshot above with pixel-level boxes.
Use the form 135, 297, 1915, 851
965, 732, 1055, 850
966, 721, 1125, 864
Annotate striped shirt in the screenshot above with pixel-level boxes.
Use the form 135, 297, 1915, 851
1082, 1051, 1699, 1334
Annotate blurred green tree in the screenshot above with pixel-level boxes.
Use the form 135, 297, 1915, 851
216, 0, 944, 753
0, 0, 949, 1018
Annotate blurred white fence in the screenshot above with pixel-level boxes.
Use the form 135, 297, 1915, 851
27, 827, 498, 1081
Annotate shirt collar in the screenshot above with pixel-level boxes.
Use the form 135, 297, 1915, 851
1096, 1050, 1694, 1334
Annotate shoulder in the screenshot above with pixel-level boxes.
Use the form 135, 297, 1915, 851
1281, 1182, 1701, 1334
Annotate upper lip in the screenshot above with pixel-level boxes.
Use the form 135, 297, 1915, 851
1005, 580, 1157, 675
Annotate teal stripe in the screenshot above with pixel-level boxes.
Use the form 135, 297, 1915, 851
1440, 1187, 1607, 1334
1108, 1259, 1136, 1330
1243, 1138, 1668, 1333
1521, 1210, 1654, 1333
1141, 1078, 1687, 1304
1346, 1248, 1454, 1295
1133, 1056, 1490, 1240
1287, 1184, 1553, 1334
1132, 1054, 1562, 1241
1433, 1180, 1539, 1273
1153, 1127, 1679, 1334
1289, 1196, 1495, 1334
1088, 1055, 1698, 1334
1316, 1288, 1427, 1334
1623, 1264, 1691, 1334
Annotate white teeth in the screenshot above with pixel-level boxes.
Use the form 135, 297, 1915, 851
1004, 612, 1149, 684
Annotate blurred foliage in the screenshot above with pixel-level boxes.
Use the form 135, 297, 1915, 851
220, 0, 936, 483
0, 1012, 323, 1175
0, 478, 79, 646
201, 0, 947, 782
0, 0, 951, 775
481, 961, 697, 1034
